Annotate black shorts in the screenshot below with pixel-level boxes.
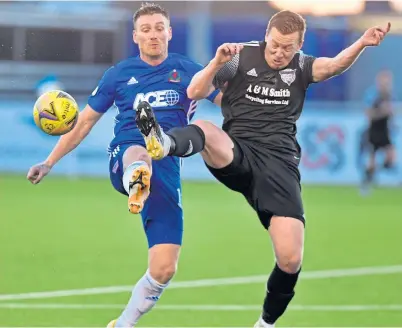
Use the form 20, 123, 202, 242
205, 137, 305, 229
368, 129, 392, 152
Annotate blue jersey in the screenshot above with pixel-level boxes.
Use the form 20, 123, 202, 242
88, 53, 219, 151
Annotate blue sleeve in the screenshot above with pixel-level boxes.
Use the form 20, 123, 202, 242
188, 61, 220, 103
88, 66, 116, 113
207, 88, 220, 102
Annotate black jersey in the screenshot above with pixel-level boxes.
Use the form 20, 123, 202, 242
368, 91, 392, 133
213, 41, 316, 156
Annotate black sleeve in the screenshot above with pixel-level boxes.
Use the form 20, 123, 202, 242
212, 54, 240, 88
299, 52, 316, 88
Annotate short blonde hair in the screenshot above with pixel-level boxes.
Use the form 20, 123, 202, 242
133, 2, 170, 29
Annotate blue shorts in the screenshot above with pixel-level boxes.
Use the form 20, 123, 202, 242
109, 143, 183, 248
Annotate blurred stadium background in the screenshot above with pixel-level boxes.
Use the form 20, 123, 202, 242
1, 1, 402, 327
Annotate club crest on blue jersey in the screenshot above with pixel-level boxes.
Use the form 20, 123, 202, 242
168, 69, 181, 83
87, 53, 219, 152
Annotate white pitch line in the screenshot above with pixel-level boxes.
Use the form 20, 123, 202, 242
0, 264, 402, 301
1, 303, 402, 312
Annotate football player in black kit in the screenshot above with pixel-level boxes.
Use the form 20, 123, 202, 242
135, 10, 391, 327
361, 70, 397, 194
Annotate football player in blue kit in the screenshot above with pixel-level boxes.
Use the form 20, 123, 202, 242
26, 3, 220, 327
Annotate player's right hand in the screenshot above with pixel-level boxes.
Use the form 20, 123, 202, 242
360, 22, 391, 47
27, 163, 51, 184
214, 43, 244, 66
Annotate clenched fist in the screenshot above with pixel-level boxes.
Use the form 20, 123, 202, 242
27, 163, 52, 184
213, 43, 244, 66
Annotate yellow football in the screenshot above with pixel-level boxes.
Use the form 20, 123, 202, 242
33, 90, 79, 136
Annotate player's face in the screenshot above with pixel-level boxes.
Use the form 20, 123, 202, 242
133, 14, 172, 60
377, 71, 393, 93
265, 27, 302, 70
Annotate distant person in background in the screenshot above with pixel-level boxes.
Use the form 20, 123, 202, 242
361, 70, 397, 194
357, 127, 369, 169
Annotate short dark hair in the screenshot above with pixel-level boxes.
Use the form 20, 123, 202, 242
133, 2, 170, 28
267, 10, 306, 42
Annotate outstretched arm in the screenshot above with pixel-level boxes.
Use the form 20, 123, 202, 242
44, 105, 102, 167
312, 23, 391, 82
27, 105, 103, 184
27, 66, 116, 184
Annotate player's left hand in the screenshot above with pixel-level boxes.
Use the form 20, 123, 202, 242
360, 22, 391, 47
27, 162, 51, 184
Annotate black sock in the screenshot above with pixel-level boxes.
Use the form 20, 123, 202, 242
166, 124, 205, 157
383, 160, 395, 170
364, 167, 375, 183
262, 264, 301, 324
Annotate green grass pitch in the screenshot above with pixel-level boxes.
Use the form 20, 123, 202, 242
1, 174, 402, 327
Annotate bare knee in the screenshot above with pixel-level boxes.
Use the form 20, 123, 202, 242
192, 119, 223, 139
192, 120, 213, 143
192, 119, 234, 168
193, 119, 220, 155
148, 244, 180, 284
276, 252, 303, 274
122, 145, 151, 170
149, 262, 177, 284
269, 216, 304, 274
